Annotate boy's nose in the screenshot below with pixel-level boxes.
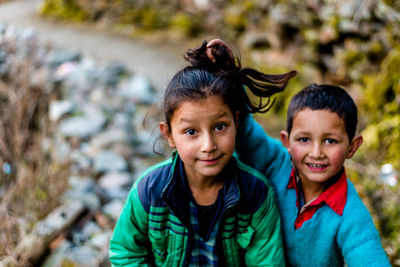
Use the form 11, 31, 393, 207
201, 133, 217, 152
310, 142, 324, 158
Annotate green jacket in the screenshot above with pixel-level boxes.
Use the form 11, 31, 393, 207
109, 154, 285, 266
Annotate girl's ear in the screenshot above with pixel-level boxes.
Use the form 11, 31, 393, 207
347, 134, 363, 159
280, 131, 290, 152
159, 122, 176, 148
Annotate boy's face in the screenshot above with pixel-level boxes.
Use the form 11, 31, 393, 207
280, 108, 363, 186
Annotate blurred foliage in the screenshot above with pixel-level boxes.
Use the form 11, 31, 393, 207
41, 0, 89, 21
360, 48, 400, 166
0, 32, 69, 258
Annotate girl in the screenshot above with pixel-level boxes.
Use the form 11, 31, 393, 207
109, 40, 296, 266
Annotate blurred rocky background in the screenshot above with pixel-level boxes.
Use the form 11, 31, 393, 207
0, 0, 399, 266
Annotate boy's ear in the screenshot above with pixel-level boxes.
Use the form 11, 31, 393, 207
235, 111, 240, 129
159, 122, 176, 148
347, 134, 363, 159
280, 131, 290, 151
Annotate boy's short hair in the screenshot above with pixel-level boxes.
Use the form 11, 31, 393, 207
286, 84, 358, 140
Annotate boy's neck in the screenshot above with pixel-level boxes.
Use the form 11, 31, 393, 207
297, 168, 344, 203
298, 177, 325, 203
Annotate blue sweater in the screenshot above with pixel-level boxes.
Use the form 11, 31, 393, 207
235, 116, 391, 267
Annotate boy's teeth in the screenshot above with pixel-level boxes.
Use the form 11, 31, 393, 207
309, 163, 325, 168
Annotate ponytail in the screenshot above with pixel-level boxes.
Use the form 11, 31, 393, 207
184, 40, 297, 113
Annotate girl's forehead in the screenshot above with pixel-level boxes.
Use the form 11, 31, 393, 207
175, 95, 228, 111
171, 96, 233, 121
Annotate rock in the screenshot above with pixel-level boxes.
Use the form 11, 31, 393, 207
41, 240, 72, 267
48, 49, 81, 68
131, 157, 158, 179
63, 191, 101, 211
98, 172, 132, 200
21, 27, 37, 49
118, 75, 155, 104
49, 100, 75, 121
102, 199, 124, 222
98, 171, 133, 189
59, 115, 102, 139
81, 221, 103, 240
59, 106, 106, 138
88, 231, 112, 250
93, 150, 128, 173
103, 62, 129, 86
68, 176, 96, 193
0, 49, 6, 63
86, 128, 129, 156
13, 200, 86, 264
62, 246, 100, 267
69, 149, 93, 174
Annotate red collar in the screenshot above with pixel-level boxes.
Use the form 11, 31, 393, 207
287, 168, 348, 216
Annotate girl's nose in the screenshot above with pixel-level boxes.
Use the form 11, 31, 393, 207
201, 133, 217, 152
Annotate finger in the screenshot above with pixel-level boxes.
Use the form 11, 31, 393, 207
207, 39, 233, 59
206, 48, 216, 63
207, 39, 224, 47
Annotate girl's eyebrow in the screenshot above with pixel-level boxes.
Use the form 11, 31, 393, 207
215, 111, 230, 118
178, 111, 230, 122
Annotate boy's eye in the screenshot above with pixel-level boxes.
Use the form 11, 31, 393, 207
325, 138, 337, 144
298, 137, 309, 142
185, 129, 197, 136
215, 123, 226, 131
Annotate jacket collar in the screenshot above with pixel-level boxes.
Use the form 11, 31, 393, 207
161, 152, 240, 225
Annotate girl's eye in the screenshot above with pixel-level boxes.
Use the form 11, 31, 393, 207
215, 123, 226, 131
298, 137, 309, 142
325, 138, 337, 144
185, 129, 197, 136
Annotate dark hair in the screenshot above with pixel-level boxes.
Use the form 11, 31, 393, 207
286, 84, 358, 140
163, 40, 297, 127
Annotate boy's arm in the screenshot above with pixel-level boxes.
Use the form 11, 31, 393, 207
109, 184, 150, 267
244, 185, 285, 267
235, 115, 290, 179
337, 190, 391, 267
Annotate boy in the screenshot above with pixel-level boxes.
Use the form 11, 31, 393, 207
235, 84, 391, 266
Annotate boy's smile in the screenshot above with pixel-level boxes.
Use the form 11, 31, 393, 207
281, 108, 362, 190
160, 96, 238, 184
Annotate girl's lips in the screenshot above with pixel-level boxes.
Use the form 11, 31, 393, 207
200, 155, 222, 165
202, 159, 218, 165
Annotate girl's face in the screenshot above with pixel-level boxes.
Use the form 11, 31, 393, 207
160, 96, 238, 183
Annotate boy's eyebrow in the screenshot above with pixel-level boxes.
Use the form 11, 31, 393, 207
291, 130, 310, 135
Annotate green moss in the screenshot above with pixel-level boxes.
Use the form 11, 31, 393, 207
367, 41, 386, 62
40, 0, 89, 21
170, 12, 201, 36
360, 48, 400, 165
223, 6, 247, 32
141, 8, 165, 30
342, 48, 364, 66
